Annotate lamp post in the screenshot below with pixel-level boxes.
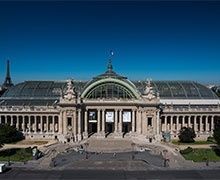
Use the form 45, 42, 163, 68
131, 142, 135, 160
84, 142, 89, 159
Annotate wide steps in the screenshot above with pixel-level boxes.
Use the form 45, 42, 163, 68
87, 138, 133, 153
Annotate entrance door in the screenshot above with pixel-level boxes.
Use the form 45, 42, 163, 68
106, 122, 114, 133
88, 122, 97, 135
122, 122, 131, 134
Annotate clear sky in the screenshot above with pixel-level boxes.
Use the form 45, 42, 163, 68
0, 1, 220, 84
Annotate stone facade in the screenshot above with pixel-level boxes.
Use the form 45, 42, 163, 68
0, 62, 220, 143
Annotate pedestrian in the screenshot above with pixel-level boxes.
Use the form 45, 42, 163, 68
205, 158, 209, 166
162, 150, 170, 167
113, 152, 116, 157
132, 154, 135, 160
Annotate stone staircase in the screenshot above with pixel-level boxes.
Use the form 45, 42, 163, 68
86, 138, 134, 153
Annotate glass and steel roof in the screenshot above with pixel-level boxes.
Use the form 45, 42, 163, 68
1, 81, 66, 98
133, 80, 219, 99
0, 81, 66, 106
0, 79, 218, 107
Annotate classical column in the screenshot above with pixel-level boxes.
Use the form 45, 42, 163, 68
22, 116, 25, 132
188, 116, 191, 128
73, 112, 76, 136
63, 111, 67, 134
156, 110, 160, 135
182, 116, 185, 127
34, 116, 37, 133
16, 116, 19, 130
84, 110, 88, 137
58, 112, 63, 134
114, 109, 118, 133
52, 115, 56, 133
170, 116, 173, 132
176, 116, 179, 132
141, 110, 145, 133
211, 116, 214, 133
28, 116, 31, 132
40, 116, 43, 133
199, 116, 203, 132
193, 116, 197, 132
164, 116, 167, 132
137, 110, 142, 134
101, 109, 105, 133
10, 116, 13, 126
46, 116, 49, 133
119, 109, 122, 133
77, 109, 82, 140
97, 109, 101, 133
204, 115, 208, 132
132, 109, 135, 132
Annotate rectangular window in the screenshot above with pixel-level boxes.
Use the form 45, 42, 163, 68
89, 111, 97, 122
147, 117, 152, 126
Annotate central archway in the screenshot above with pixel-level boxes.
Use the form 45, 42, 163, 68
81, 78, 140, 100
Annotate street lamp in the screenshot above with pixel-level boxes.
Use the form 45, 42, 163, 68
84, 142, 89, 159
131, 142, 135, 160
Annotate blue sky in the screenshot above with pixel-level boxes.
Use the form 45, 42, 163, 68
0, 1, 220, 84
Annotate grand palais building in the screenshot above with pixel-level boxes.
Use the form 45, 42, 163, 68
0, 60, 220, 143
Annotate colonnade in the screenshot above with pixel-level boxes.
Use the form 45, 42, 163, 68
161, 115, 219, 134
78, 108, 137, 137
0, 115, 59, 133
1, 111, 219, 141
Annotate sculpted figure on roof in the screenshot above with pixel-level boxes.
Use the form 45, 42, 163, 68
143, 79, 156, 101
63, 79, 76, 102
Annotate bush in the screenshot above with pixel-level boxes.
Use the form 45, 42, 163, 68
178, 127, 196, 143
207, 136, 216, 143
0, 124, 24, 146
214, 125, 220, 145
180, 147, 193, 154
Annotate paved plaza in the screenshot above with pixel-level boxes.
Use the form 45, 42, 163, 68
2, 169, 220, 180
51, 150, 164, 170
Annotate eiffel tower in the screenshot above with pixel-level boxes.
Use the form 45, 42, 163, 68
3, 60, 13, 88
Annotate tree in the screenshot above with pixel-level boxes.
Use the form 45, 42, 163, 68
178, 127, 196, 143
0, 124, 24, 146
213, 124, 220, 145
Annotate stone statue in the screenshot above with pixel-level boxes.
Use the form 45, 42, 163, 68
63, 79, 76, 101
144, 79, 156, 100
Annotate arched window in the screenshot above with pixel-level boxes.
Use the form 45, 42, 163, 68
85, 82, 135, 99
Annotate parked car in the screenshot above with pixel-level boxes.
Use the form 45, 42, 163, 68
0, 163, 6, 173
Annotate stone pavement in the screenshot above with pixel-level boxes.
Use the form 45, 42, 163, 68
52, 150, 164, 170
2, 137, 220, 171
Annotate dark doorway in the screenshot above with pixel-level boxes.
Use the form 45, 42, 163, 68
122, 122, 132, 134
88, 122, 97, 135
106, 122, 114, 133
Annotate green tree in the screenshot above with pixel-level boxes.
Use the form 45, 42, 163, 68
217, 91, 220, 97
0, 124, 24, 146
178, 127, 196, 143
213, 125, 220, 145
